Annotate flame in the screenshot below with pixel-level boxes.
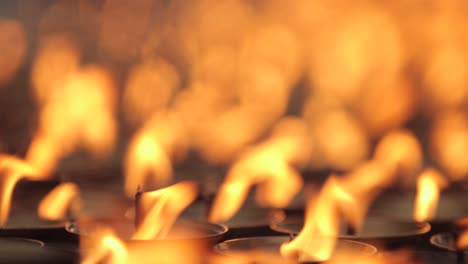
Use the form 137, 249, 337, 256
430, 111, 468, 181
31, 33, 81, 104
124, 111, 187, 197
28, 64, 117, 177
38, 182, 81, 221
280, 177, 343, 261
373, 129, 423, 186
209, 117, 311, 222
0, 155, 38, 226
0, 19, 27, 85
81, 228, 128, 264
123, 57, 180, 128
133, 181, 198, 240
413, 168, 448, 222
303, 98, 370, 171
458, 229, 468, 250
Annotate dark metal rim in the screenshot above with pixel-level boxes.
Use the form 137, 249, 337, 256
66, 219, 229, 240
270, 217, 431, 239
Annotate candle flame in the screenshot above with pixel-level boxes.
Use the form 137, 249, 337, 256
38, 182, 81, 221
280, 177, 342, 262
209, 117, 310, 222
81, 228, 128, 264
458, 229, 468, 250
0, 155, 38, 226
373, 129, 423, 187
133, 181, 198, 240
413, 168, 448, 222
28, 64, 117, 177
124, 111, 187, 197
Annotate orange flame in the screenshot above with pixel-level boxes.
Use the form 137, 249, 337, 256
458, 229, 468, 250
81, 228, 128, 264
373, 129, 423, 186
123, 57, 180, 128
27, 65, 117, 177
209, 117, 311, 222
133, 181, 198, 240
124, 111, 187, 197
38, 182, 81, 221
0, 155, 38, 226
413, 168, 448, 222
430, 111, 468, 181
280, 177, 343, 261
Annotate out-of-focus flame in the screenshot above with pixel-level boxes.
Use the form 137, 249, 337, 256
458, 229, 468, 250
430, 111, 468, 181
124, 111, 187, 197
28, 64, 117, 177
280, 177, 342, 262
0, 155, 38, 226
0, 19, 27, 86
133, 181, 198, 240
38, 182, 81, 221
373, 129, 423, 187
334, 161, 395, 231
413, 168, 448, 222
123, 57, 180, 128
81, 228, 128, 264
303, 97, 370, 171
209, 117, 311, 222
31, 33, 81, 104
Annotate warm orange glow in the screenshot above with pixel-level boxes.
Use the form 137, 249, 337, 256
123, 57, 180, 128
209, 117, 310, 222
326, 160, 398, 232
0, 19, 27, 85
430, 111, 468, 181
280, 177, 342, 261
413, 168, 448, 222
81, 228, 128, 264
303, 99, 370, 171
373, 129, 423, 186
27, 65, 117, 177
124, 111, 187, 197
133, 181, 198, 240
458, 229, 468, 250
0, 155, 38, 226
38, 182, 81, 221
31, 33, 81, 104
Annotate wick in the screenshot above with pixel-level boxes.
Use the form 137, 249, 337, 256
134, 187, 143, 228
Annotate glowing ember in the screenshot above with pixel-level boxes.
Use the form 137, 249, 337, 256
133, 181, 198, 240
38, 182, 81, 221
210, 117, 311, 222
